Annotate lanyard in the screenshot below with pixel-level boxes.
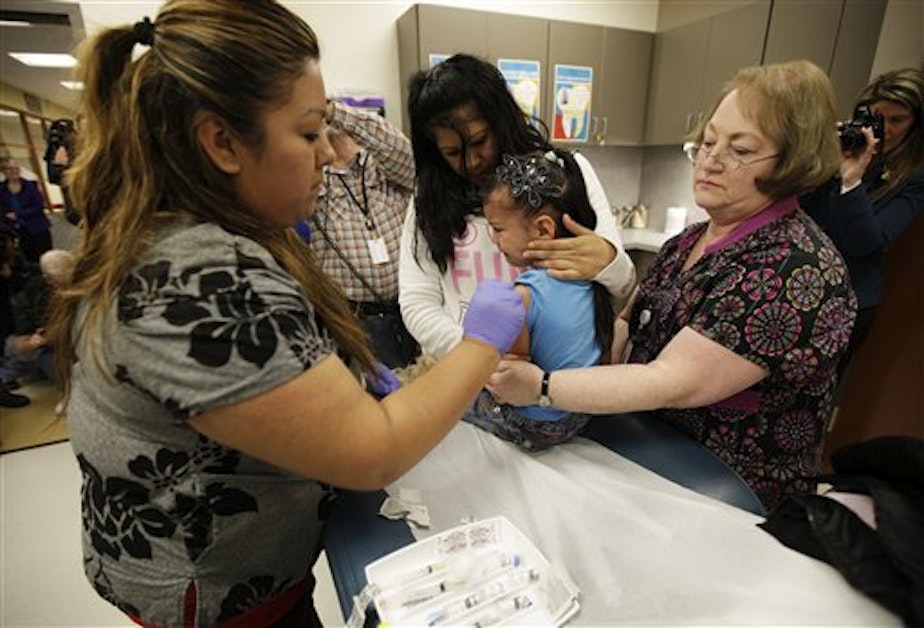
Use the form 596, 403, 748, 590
330, 156, 376, 232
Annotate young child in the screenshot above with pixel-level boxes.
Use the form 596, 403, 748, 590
464, 149, 614, 450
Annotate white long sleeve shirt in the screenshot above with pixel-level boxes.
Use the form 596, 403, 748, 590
399, 152, 636, 357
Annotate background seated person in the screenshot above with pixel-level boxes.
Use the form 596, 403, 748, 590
487, 60, 857, 512
463, 149, 613, 450
5, 249, 75, 387
1, 225, 31, 407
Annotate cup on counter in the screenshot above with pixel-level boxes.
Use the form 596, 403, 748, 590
664, 206, 687, 236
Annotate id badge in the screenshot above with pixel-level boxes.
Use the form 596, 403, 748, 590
367, 237, 390, 265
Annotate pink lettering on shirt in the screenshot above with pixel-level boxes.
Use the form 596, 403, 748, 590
449, 221, 520, 295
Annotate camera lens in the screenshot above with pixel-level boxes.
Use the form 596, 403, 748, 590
839, 124, 867, 151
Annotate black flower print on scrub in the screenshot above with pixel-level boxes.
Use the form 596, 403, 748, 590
70, 224, 335, 624
119, 249, 311, 370
79, 438, 255, 564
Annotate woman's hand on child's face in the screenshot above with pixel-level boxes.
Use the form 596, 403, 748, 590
523, 214, 615, 280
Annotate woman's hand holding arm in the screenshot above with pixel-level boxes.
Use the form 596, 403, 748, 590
488, 326, 767, 414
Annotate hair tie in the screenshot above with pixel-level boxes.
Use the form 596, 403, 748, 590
133, 17, 155, 47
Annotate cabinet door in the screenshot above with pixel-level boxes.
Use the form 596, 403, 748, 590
701, 1, 771, 118
396, 5, 489, 134
598, 28, 653, 145
828, 0, 887, 119
417, 4, 488, 67
762, 0, 841, 70
644, 18, 710, 145
396, 5, 422, 134
547, 20, 605, 143
487, 13, 550, 123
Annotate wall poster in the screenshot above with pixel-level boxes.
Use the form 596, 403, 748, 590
552, 64, 593, 142
497, 59, 541, 121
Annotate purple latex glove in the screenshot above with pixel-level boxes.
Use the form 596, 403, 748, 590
461, 280, 525, 354
295, 220, 312, 243
368, 362, 401, 399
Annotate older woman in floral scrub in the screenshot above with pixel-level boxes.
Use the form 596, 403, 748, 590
488, 60, 857, 512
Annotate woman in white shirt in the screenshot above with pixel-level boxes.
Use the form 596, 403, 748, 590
400, 54, 636, 358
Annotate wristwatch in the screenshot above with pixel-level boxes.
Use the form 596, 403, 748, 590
538, 371, 552, 408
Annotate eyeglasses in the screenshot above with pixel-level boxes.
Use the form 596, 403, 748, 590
683, 141, 778, 170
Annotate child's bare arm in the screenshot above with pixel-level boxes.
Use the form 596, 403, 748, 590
506, 284, 532, 357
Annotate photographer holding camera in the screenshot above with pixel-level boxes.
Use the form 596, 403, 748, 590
802, 67, 924, 389
44, 118, 80, 226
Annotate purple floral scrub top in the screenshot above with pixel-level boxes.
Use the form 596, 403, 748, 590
627, 197, 856, 511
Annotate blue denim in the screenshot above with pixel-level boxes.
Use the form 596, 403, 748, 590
1, 335, 55, 385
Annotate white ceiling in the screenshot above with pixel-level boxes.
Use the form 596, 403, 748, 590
0, 0, 86, 113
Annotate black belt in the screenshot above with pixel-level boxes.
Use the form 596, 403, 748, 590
350, 300, 399, 317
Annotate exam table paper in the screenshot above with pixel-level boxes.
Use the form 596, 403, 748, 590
387, 422, 898, 626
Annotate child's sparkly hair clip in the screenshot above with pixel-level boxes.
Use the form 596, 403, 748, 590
495, 152, 565, 209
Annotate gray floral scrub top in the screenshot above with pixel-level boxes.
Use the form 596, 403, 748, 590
68, 222, 336, 625
628, 198, 857, 511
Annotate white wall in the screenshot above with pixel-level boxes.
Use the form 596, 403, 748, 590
76, 1, 659, 129
297, 2, 656, 128
77, 0, 918, 130
72, 0, 919, 233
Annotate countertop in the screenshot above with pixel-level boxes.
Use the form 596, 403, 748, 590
618, 227, 674, 252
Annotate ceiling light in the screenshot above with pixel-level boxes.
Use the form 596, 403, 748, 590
0, 110, 20, 117
8, 52, 77, 68
60, 81, 83, 90
0, 20, 33, 27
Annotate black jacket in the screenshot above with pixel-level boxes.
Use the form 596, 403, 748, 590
760, 436, 924, 625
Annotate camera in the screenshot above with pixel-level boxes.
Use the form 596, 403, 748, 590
44, 118, 75, 186
838, 104, 884, 152
46, 118, 74, 150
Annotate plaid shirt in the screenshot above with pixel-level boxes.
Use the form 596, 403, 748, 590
309, 103, 414, 302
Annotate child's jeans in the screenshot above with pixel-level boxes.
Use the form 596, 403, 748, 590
463, 389, 590, 451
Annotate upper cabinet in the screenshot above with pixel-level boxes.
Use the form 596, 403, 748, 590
396, 4, 651, 145
762, 0, 841, 69
598, 27, 654, 145
397, 5, 548, 134
644, 1, 771, 145
398, 1, 887, 146
764, 0, 886, 118
645, 0, 886, 145
824, 0, 889, 119
547, 21, 606, 144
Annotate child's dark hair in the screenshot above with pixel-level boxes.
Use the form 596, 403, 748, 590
489, 148, 614, 353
